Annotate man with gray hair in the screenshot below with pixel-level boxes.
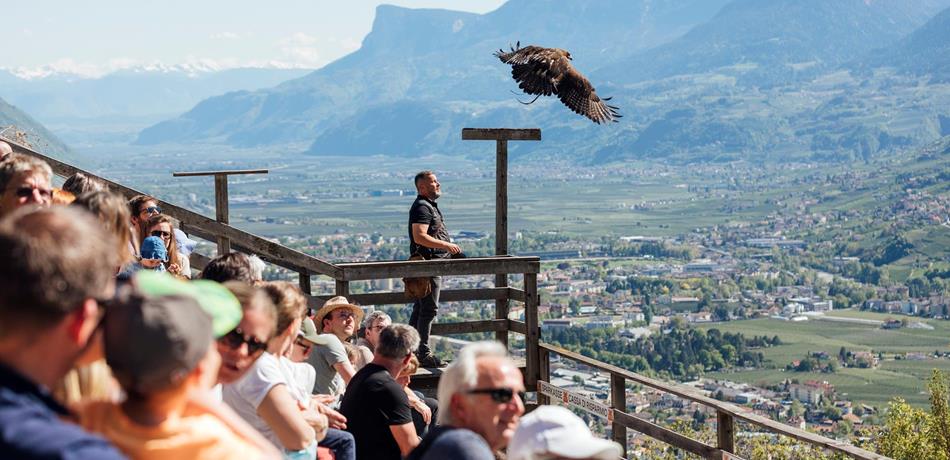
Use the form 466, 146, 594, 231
340, 324, 421, 460
407, 341, 525, 460
0, 152, 53, 217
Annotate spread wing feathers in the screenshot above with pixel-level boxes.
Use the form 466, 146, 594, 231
495, 43, 621, 124
556, 68, 622, 124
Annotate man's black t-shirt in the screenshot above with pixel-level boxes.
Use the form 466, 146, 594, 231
340, 363, 413, 460
408, 196, 450, 259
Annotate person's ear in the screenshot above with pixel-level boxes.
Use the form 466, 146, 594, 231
450, 393, 467, 423
66, 298, 99, 346
403, 353, 412, 366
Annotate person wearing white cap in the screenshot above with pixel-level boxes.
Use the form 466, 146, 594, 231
507, 405, 623, 460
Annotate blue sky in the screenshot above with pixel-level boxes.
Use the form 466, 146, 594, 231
5, 0, 506, 78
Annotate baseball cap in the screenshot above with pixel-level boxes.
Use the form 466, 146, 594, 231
105, 291, 212, 395
298, 317, 332, 346
508, 405, 623, 460
140, 235, 168, 261
134, 271, 242, 337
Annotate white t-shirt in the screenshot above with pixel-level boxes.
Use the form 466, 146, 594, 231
280, 357, 316, 402
222, 352, 287, 448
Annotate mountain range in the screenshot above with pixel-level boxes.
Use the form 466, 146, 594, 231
19, 0, 950, 164
0, 97, 70, 156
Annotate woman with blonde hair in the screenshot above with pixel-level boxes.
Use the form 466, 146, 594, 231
144, 213, 190, 278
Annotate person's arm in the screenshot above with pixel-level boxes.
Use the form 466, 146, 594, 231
256, 384, 316, 451
403, 386, 431, 424
314, 401, 347, 429
333, 361, 357, 384
389, 421, 420, 457
411, 223, 460, 254
186, 391, 282, 459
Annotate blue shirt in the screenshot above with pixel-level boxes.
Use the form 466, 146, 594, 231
0, 363, 127, 460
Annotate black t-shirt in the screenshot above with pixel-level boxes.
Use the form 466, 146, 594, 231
340, 363, 413, 460
408, 196, 450, 259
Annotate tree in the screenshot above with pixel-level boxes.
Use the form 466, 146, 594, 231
877, 370, 950, 460
643, 305, 653, 325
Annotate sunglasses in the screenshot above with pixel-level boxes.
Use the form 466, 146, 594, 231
219, 327, 267, 355
294, 338, 312, 353
466, 387, 525, 404
150, 230, 172, 238
335, 311, 356, 320
13, 186, 52, 201
140, 206, 162, 215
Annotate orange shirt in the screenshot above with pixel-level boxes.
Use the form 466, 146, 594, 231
78, 401, 263, 460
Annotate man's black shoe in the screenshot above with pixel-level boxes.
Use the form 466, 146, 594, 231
418, 354, 446, 368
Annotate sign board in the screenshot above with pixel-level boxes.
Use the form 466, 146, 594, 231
538, 380, 614, 423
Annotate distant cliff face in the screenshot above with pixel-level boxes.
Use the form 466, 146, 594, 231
137, 0, 950, 164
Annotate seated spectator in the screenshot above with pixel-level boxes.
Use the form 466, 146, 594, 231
224, 281, 328, 459
358, 310, 392, 353
307, 297, 360, 398
340, 324, 421, 460
261, 282, 356, 460
396, 355, 438, 437
77, 275, 275, 459
127, 194, 160, 254
217, 282, 276, 386
0, 152, 52, 218
0, 140, 11, 160
0, 206, 126, 459
62, 172, 107, 196
508, 405, 622, 460
407, 341, 525, 460
145, 214, 191, 278
202, 252, 255, 284
71, 190, 135, 271
133, 235, 169, 273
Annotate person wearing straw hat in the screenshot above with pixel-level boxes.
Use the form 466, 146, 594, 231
307, 297, 362, 398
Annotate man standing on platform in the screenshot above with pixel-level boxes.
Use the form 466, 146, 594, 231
408, 170, 461, 368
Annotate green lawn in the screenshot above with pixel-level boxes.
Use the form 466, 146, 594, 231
700, 317, 950, 408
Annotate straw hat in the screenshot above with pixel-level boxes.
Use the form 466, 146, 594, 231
313, 296, 365, 332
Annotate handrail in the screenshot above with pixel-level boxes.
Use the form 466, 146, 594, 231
538, 342, 889, 460
336, 256, 540, 280
5, 138, 341, 279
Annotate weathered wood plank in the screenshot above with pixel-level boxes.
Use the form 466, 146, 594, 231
611, 374, 628, 457
717, 411, 735, 454
213, 174, 231, 255
337, 256, 540, 280
431, 319, 508, 335
461, 128, 541, 141
172, 169, 268, 177
298, 271, 312, 296
507, 287, 526, 303
524, 272, 540, 388
613, 411, 718, 458
189, 251, 212, 272
538, 347, 550, 405
310, 287, 512, 307
507, 319, 527, 335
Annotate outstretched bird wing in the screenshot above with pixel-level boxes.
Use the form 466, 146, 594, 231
555, 67, 621, 124
495, 44, 621, 124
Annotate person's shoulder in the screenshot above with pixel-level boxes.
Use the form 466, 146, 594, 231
0, 402, 128, 460
421, 427, 493, 460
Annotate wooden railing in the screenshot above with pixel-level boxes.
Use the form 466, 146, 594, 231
7, 137, 888, 459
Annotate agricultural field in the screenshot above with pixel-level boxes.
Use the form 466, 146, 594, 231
700, 314, 950, 408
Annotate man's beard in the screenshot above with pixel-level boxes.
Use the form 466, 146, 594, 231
430, 190, 441, 200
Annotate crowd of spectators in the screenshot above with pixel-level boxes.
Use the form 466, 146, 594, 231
0, 150, 623, 460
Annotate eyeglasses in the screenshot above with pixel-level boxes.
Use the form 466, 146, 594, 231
219, 327, 267, 355
140, 206, 162, 215
13, 186, 52, 201
466, 387, 525, 404
369, 324, 387, 331
150, 230, 171, 238
335, 311, 356, 320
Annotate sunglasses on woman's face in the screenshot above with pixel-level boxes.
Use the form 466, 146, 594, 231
466, 387, 525, 404
294, 338, 312, 353
140, 206, 162, 216
150, 230, 171, 238
219, 327, 267, 355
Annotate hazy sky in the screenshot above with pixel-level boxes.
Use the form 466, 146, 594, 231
5, 0, 507, 78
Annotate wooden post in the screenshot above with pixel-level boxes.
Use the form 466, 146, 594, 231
611, 373, 628, 458
298, 270, 312, 296
524, 272, 539, 389
717, 410, 736, 454
538, 347, 550, 405
461, 128, 540, 346
172, 169, 268, 257
335, 280, 350, 299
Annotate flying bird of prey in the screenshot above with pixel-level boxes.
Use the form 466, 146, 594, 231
494, 42, 621, 124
